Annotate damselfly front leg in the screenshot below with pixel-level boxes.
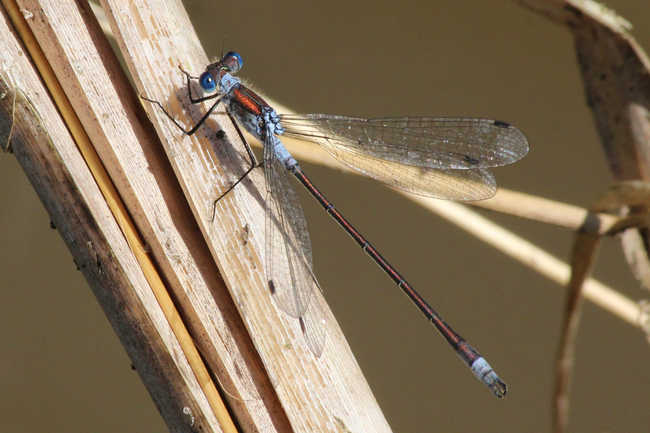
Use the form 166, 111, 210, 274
142, 65, 260, 220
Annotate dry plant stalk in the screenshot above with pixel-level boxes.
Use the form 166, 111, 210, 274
512, 1, 650, 432
0, 4, 226, 430
1, 0, 390, 431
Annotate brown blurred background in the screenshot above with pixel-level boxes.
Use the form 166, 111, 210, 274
1, 0, 649, 431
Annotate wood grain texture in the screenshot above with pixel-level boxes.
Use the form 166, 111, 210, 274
97, 0, 390, 431
0, 3, 221, 430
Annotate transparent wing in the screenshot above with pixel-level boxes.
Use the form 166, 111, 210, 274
264, 138, 321, 319
352, 152, 498, 200
299, 294, 327, 357
280, 114, 528, 170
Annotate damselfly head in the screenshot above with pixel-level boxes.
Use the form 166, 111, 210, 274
201, 52, 243, 93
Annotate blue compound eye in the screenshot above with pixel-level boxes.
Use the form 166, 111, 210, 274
221, 51, 243, 74
199, 72, 217, 92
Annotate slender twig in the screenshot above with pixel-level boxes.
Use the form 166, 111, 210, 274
554, 228, 603, 433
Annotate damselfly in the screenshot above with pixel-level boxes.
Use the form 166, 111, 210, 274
143, 52, 528, 397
